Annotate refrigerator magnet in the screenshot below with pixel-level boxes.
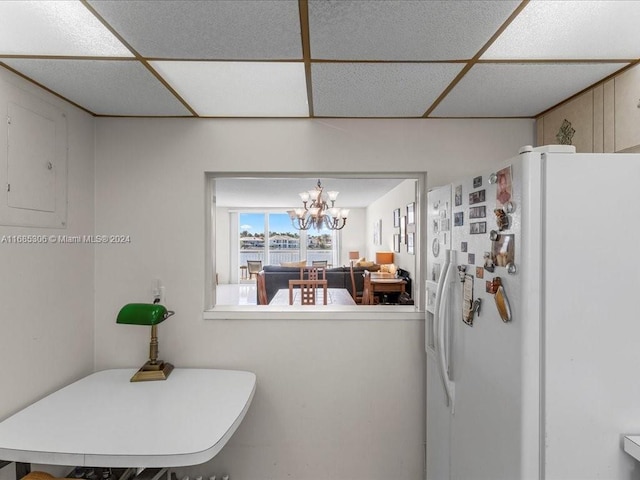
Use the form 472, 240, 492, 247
491, 234, 515, 267
496, 165, 513, 209
469, 189, 486, 205
470, 221, 486, 234
494, 208, 510, 231
483, 252, 495, 272
476, 267, 484, 279
469, 205, 486, 218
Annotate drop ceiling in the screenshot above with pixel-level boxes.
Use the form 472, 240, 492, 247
0, 0, 638, 118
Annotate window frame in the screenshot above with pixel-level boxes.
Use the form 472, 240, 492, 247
204, 171, 427, 320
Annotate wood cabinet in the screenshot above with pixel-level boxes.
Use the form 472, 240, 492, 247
537, 62, 640, 153
538, 90, 595, 153
614, 64, 640, 152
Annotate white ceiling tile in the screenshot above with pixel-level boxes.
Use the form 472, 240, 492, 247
312, 63, 463, 117
431, 63, 627, 117
1, 59, 190, 116
151, 61, 308, 117
88, 0, 302, 59
0, 1, 132, 57
308, 0, 520, 60
483, 0, 640, 60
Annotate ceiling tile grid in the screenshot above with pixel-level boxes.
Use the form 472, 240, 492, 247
0, 0, 638, 118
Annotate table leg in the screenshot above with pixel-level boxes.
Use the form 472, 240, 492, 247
16, 462, 31, 479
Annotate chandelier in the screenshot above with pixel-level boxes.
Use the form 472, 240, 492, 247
287, 179, 349, 230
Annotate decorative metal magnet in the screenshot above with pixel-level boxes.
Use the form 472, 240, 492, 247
504, 201, 515, 214
457, 265, 467, 282
487, 277, 512, 323
462, 274, 475, 326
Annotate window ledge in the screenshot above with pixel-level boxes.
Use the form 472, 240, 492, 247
203, 305, 423, 321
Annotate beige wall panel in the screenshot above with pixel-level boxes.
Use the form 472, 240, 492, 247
542, 90, 594, 152
614, 63, 640, 152
536, 117, 544, 147
604, 79, 615, 153
593, 84, 604, 153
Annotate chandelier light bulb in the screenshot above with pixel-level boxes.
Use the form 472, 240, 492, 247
299, 192, 310, 202
327, 191, 339, 201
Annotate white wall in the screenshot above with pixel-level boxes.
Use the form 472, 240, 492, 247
93, 117, 533, 480
0, 68, 95, 474
366, 179, 418, 274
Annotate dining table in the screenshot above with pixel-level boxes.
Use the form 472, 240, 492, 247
269, 287, 356, 306
370, 272, 407, 291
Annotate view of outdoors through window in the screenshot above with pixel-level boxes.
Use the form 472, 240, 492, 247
240, 212, 335, 266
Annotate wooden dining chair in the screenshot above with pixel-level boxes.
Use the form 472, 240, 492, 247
349, 263, 363, 304
288, 279, 328, 305
300, 266, 326, 281
299, 282, 316, 305
247, 260, 263, 280
256, 270, 268, 305
361, 270, 373, 305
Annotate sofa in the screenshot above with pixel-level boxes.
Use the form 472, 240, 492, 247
259, 265, 412, 304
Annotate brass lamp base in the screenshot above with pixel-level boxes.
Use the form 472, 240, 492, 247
130, 360, 174, 382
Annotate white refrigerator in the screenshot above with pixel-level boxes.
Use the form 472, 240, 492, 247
426, 145, 640, 480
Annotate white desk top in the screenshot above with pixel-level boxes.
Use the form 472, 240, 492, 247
0, 369, 256, 468
270, 287, 356, 306
624, 436, 640, 462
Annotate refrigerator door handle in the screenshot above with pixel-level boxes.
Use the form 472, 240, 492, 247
437, 250, 456, 413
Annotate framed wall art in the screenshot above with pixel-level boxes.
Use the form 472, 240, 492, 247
393, 234, 400, 253
407, 232, 415, 255
407, 202, 415, 225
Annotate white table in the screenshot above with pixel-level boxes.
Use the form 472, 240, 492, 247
0, 369, 256, 468
624, 436, 640, 462
269, 287, 356, 305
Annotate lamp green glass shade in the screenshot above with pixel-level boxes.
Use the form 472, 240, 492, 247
116, 303, 171, 326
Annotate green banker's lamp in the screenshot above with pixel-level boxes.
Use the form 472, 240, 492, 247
116, 303, 175, 382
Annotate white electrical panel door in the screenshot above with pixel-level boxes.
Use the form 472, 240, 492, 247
0, 74, 67, 228
8, 103, 57, 213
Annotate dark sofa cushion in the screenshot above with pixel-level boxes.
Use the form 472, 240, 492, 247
258, 265, 410, 304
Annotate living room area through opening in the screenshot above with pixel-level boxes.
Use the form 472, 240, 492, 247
208, 173, 426, 312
